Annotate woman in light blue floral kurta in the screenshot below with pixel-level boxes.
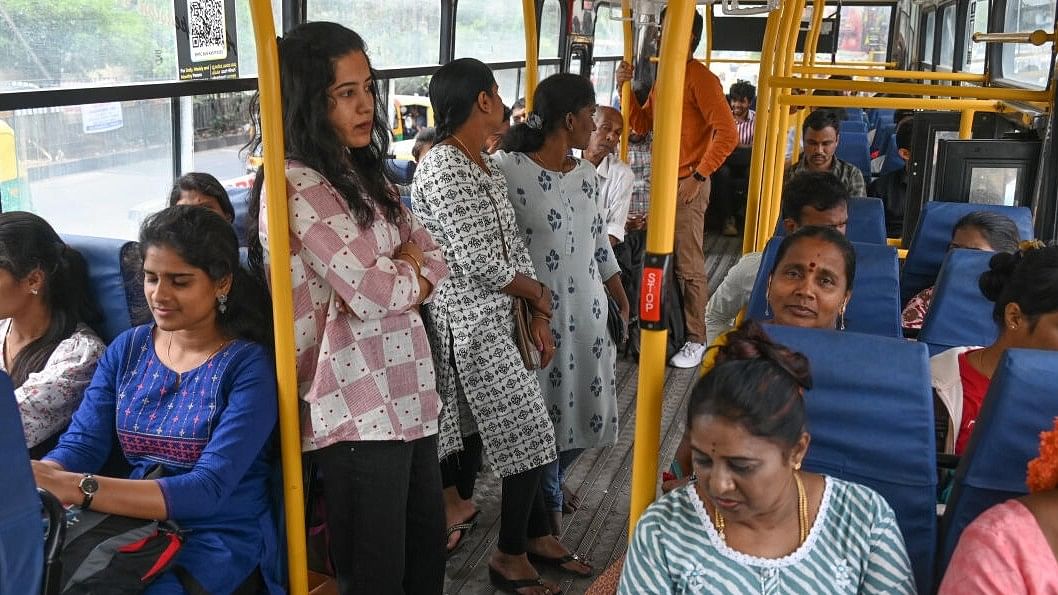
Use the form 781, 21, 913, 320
496, 74, 629, 528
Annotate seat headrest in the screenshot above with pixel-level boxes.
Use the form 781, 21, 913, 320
229, 185, 252, 247
61, 235, 149, 343
900, 202, 1033, 305
773, 197, 887, 245
918, 249, 997, 355
748, 238, 901, 337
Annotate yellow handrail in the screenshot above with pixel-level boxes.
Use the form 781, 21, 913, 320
742, 9, 783, 254
247, 2, 307, 594
522, 0, 540, 111
776, 94, 1007, 111
793, 65, 987, 82
628, 0, 694, 537
620, 0, 633, 162
769, 76, 1052, 102
830, 59, 896, 67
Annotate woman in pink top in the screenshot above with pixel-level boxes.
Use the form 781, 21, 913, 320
939, 417, 1058, 593
247, 22, 450, 594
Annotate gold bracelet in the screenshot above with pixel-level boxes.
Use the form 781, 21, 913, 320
531, 313, 551, 321
398, 251, 424, 273
537, 282, 547, 300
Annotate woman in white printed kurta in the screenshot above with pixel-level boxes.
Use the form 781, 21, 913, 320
495, 152, 621, 451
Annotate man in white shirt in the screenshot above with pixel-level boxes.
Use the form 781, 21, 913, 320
584, 106, 634, 247
704, 171, 850, 343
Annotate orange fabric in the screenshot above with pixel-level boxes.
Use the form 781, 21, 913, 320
627, 60, 738, 179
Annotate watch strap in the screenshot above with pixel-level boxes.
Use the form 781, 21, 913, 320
79, 474, 96, 510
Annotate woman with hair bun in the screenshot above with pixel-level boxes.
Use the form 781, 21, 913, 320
939, 417, 1058, 592
932, 243, 1058, 455
619, 320, 915, 593
497, 73, 629, 554
411, 57, 564, 590
0, 212, 105, 457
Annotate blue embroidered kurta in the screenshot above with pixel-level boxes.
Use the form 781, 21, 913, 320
46, 325, 283, 594
495, 152, 621, 451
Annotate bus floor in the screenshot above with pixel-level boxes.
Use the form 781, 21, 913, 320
443, 234, 741, 594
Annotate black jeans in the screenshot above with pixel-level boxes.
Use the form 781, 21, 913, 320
498, 464, 553, 555
312, 435, 445, 595
441, 432, 483, 500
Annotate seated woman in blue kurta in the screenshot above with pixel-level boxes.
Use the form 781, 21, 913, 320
31, 205, 283, 594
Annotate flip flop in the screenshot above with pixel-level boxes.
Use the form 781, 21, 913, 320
445, 510, 480, 555
561, 487, 580, 513
527, 551, 593, 577
488, 566, 562, 594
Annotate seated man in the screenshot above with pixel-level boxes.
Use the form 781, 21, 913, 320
584, 106, 634, 247
868, 118, 913, 238
789, 109, 866, 198
704, 171, 849, 343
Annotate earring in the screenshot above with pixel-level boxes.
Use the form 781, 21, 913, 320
217, 294, 228, 314
794, 462, 802, 471
838, 309, 846, 330
30, 288, 38, 295
764, 290, 772, 319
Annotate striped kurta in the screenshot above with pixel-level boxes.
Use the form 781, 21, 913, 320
619, 477, 915, 594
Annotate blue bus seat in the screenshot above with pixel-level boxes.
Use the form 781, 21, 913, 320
0, 371, 43, 595
835, 131, 872, 181
918, 250, 997, 355
385, 159, 416, 186
773, 197, 888, 245
937, 349, 1058, 577
228, 185, 252, 247
871, 121, 896, 154
61, 235, 150, 344
869, 108, 895, 131
763, 325, 937, 592
839, 120, 867, 134
900, 202, 1033, 305
878, 135, 905, 176
842, 107, 866, 122
748, 238, 902, 337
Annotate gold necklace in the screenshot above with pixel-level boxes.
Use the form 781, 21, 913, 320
449, 134, 487, 171
713, 471, 808, 546
165, 332, 226, 387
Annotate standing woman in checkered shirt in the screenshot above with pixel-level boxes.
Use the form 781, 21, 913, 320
246, 22, 451, 594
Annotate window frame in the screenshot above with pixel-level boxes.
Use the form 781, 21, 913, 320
990, 0, 1056, 89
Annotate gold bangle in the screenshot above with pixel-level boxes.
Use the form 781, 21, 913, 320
537, 282, 547, 300
398, 251, 424, 273
531, 313, 551, 321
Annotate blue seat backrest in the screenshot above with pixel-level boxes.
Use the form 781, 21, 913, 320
772, 197, 887, 245
836, 131, 871, 181
840, 120, 867, 134
869, 108, 895, 130
62, 235, 150, 344
385, 159, 416, 186
871, 121, 896, 154
229, 185, 252, 247
878, 135, 905, 176
938, 349, 1058, 576
843, 107, 866, 122
748, 238, 902, 337
763, 325, 937, 592
918, 249, 997, 355
900, 202, 1033, 304
0, 371, 43, 595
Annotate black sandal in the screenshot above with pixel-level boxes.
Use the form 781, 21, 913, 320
445, 511, 480, 556
527, 551, 593, 577
488, 566, 562, 594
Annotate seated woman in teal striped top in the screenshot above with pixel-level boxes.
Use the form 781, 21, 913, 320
619, 321, 915, 594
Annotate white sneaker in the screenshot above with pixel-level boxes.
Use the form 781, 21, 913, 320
670, 341, 707, 368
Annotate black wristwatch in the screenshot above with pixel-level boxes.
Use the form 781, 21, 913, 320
79, 474, 99, 510
692, 171, 708, 183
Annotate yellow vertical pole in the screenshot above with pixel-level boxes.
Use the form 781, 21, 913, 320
247, 2, 307, 594
522, 0, 540, 111
790, 0, 825, 167
620, 0, 634, 161
628, 0, 695, 537
959, 109, 975, 139
704, 6, 713, 69
742, 10, 784, 254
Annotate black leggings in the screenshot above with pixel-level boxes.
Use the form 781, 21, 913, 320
441, 432, 483, 500
498, 464, 553, 555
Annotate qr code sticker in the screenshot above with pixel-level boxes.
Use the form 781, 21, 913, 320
188, 0, 227, 62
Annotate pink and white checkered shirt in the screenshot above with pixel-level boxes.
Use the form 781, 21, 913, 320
260, 163, 449, 451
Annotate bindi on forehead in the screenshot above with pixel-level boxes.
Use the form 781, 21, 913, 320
809, 261, 816, 270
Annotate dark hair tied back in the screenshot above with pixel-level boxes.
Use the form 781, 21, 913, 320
501, 73, 595, 154
688, 320, 811, 449
979, 241, 1058, 325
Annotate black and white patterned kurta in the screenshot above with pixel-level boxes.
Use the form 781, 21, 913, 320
412, 145, 557, 478
495, 152, 620, 452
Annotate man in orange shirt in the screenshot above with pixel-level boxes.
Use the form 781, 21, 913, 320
615, 8, 738, 368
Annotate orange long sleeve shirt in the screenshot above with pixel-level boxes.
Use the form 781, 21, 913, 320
627, 60, 738, 179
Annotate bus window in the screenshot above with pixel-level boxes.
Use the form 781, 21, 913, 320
1001, 0, 1055, 87
591, 60, 619, 108
455, 0, 526, 62
308, 0, 442, 69
1, 100, 173, 239
938, 4, 957, 68
540, 0, 563, 58
964, 0, 990, 73
923, 10, 937, 66
594, 3, 625, 58
836, 4, 893, 64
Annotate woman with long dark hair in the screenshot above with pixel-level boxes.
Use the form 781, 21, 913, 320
413, 57, 570, 593
33, 206, 283, 593
0, 212, 104, 457
246, 22, 450, 593
497, 74, 629, 552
